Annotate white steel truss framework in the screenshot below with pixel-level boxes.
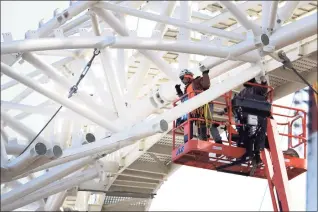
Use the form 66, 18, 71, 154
1, 1, 317, 211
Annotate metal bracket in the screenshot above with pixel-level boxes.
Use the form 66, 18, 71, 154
138, 139, 145, 151
25, 30, 39, 39
53, 28, 64, 38
101, 28, 114, 37
298, 40, 304, 57
151, 30, 161, 39
200, 34, 210, 44
263, 45, 276, 53
2, 32, 13, 42
119, 156, 125, 168
129, 30, 137, 37
78, 28, 92, 37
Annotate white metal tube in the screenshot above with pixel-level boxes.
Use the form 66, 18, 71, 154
154, 1, 177, 37
1, 101, 93, 123
22, 52, 115, 119
270, 13, 317, 50
92, 7, 178, 81
1, 156, 94, 206
1, 62, 121, 132
268, 1, 279, 31
89, 12, 101, 36
4, 142, 47, 173
95, 2, 245, 41
3, 168, 98, 211
127, 59, 150, 100
37, 1, 98, 37
4, 142, 26, 155
93, 7, 129, 36
44, 191, 67, 211
1, 138, 8, 166
99, 49, 125, 117
219, 1, 262, 35
1, 37, 257, 63
1, 70, 41, 91
178, 1, 191, 70
28, 119, 168, 173
261, 1, 271, 33
276, 1, 300, 27
1, 111, 48, 144
0, 36, 114, 54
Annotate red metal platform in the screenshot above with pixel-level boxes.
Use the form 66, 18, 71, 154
172, 139, 307, 179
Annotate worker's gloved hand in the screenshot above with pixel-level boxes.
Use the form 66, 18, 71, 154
175, 84, 183, 96
260, 75, 267, 84
199, 64, 209, 74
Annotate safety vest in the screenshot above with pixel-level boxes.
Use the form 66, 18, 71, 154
184, 83, 211, 126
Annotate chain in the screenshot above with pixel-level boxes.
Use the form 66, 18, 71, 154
68, 48, 101, 98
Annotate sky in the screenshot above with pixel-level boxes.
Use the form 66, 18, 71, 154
1, 1, 308, 211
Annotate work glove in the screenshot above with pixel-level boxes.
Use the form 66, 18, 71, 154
175, 84, 183, 96
260, 75, 268, 85
199, 64, 209, 74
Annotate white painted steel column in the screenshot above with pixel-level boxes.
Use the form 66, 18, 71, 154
276, 1, 300, 29
22, 52, 115, 119
178, 1, 191, 70
262, 1, 271, 33
0, 156, 94, 206
268, 1, 279, 32
116, 14, 128, 96
95, 1, 245, 41
127, 58, 150, 100
219, 1, 262, 35
154, 1, 177, 38
89, 12, 102, 36
75, 191, 91, 211
1, 62, 121, 132
44, 191, 67, 211
3, 168, 98, 211
99, 49, 126, 117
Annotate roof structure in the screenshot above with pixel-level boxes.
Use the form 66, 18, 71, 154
1, 1, 317, 211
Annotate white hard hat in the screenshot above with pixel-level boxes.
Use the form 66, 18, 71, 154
179, 69, 193, 79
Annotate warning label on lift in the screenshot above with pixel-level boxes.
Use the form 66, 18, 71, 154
176, 145, 185, 156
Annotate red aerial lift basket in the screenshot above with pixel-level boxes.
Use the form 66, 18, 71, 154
171, 84, 307, 180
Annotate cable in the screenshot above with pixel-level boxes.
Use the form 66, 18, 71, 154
286, 66, 318, 95
258, 184, 268, 211
18, 49, 100, 156
18, 106, 63, 156
277, 50, 318, 95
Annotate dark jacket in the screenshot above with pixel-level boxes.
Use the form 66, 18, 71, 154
237, 81, 268, 99
184, 72, 210, 94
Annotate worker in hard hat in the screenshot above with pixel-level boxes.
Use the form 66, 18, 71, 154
175, 66, 222, 144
